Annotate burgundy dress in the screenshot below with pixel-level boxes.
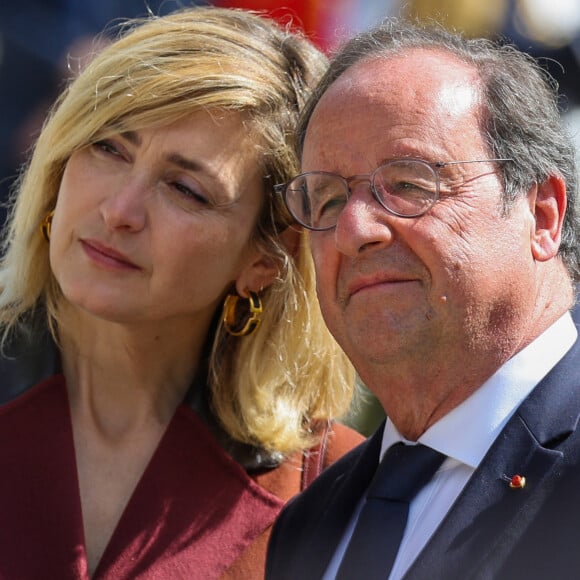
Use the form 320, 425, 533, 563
0, 374, 288, 578
0, 321, 364, 578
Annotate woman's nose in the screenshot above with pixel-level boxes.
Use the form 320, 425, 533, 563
100, 176, 151, 232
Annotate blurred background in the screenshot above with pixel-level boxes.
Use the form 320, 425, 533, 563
2, 0, 579, 434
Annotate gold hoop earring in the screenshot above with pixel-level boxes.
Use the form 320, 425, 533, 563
40, 210, 55, 242
222, 291, 263, 337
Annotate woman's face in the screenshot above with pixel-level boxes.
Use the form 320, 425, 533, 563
50, 110, 275, 330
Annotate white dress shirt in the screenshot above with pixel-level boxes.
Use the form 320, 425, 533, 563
323, 312, 577, 580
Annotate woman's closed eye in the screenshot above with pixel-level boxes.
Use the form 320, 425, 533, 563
93, 139, 125, 159
168, 180, 210, 206
89, 138, 222, 210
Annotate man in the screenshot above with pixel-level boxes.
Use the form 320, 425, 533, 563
267, 18, 580, 580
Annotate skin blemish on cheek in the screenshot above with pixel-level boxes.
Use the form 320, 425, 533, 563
426, 296, 447, 320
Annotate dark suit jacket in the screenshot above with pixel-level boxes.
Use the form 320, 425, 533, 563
266, 311, 580, 579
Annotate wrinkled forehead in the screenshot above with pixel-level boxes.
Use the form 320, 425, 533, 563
303, 49, 485, 169
320, 48, 481, 119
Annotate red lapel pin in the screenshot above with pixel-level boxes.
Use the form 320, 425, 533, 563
502, 474, 526, 489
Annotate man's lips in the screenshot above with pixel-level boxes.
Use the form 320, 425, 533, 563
81, 239, 140, 269
347, 275, 417, 297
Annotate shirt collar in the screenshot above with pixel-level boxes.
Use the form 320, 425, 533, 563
381, 312, 578, 468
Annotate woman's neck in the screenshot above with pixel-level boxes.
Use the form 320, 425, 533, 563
58, 304, 208, 439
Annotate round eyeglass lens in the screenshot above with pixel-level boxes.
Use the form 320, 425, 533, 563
372, 160, 439, 217
285, 172, 348, 230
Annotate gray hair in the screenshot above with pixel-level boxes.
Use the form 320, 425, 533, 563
297, 18, 580, 281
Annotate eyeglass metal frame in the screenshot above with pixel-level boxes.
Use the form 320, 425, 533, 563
274, 158, 513, 231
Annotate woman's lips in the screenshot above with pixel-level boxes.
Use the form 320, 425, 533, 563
81, 239, 140, 270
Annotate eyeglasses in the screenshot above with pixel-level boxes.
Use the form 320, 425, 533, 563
274, 158, 512, 231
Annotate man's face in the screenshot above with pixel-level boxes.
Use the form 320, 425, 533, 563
303, 49, 538, 388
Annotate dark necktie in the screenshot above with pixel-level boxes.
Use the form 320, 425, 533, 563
336, 442, 446, 580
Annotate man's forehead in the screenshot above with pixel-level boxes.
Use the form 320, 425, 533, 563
309, 49, 481, 133
322, 48, 480, 102
302, 49, 486, 172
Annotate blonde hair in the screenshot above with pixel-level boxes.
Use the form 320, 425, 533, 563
0, 7, 355, 455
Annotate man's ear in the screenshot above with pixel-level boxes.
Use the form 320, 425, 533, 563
529, 174, 567, 262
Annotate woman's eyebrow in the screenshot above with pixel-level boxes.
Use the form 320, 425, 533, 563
120, 130, 141, 145
166, 152, 206, 174
119, 132, 224, 186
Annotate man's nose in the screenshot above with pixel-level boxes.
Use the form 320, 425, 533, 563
333, 182, 395, 257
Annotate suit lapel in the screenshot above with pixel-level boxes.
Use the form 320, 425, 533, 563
407, 415, 563, 579
408, 334, 580, 579
296, 424, 385, 580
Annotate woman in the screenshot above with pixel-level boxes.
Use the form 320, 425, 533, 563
0, 7, 362, 579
